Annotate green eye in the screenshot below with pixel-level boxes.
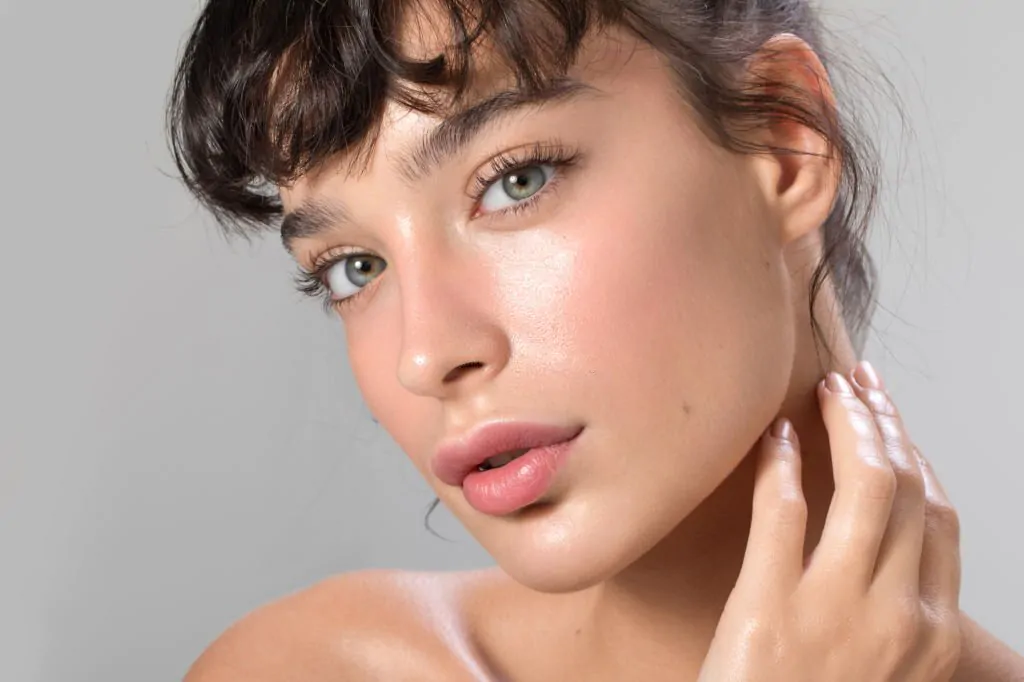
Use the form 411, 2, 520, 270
326, 254, 386, 301
480, 164, 555, 212
503, 166, 547, 200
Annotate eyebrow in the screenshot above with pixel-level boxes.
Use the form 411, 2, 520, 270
280, 77, 597, 256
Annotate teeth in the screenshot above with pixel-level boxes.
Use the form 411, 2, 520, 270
478, 448, 530, 472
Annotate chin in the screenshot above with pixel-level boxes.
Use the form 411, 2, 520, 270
479, 497, 683, 594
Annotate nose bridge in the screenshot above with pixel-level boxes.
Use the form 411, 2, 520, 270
395, 238, 508, 397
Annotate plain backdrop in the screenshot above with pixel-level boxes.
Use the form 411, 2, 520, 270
0, 1, 1021, 680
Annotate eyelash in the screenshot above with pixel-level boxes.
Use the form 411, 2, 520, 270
469, 141, 580, 214
295, 141, 581, 314
293, 249, 367, 315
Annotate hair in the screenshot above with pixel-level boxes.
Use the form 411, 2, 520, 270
166, 0, 887, 533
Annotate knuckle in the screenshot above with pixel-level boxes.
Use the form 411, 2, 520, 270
884, 599, 923, 650
771, 493, 809, 526
857, 461, 898, 501
925, 500, 961, 542
845, 407, 878, 439
842, 394, 874, 416
873, 414, 904, 446
720, 605, 782, 645
865, 389, 902, 419
891, 458, 926, 499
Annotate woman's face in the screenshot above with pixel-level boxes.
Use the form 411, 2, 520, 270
280, 28, 805, 593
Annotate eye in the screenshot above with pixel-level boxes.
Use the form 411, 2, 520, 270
325, 254, 386, 302
479, 164, 555, 213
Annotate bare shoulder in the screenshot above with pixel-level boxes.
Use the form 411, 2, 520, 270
182, 568, 503, 682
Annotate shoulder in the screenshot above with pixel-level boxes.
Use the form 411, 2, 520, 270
182, 568, 497, 682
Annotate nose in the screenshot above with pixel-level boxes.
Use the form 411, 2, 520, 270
395, 243, 510, 400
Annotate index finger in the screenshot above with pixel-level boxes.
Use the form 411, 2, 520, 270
806, 372, 896, 587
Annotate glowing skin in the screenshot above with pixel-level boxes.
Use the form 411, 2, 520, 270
273, 28, 842, 674
185, 23, 1023, 682
283, 30, 817, 591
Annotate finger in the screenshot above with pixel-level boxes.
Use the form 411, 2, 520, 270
914, 446, 962, 610
807, 372, 896, 587
738, 418, 807, 589
848, 362, 926, 593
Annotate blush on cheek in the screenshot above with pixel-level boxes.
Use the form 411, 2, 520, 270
347, 325, 426, 459
491, 234, 579, 369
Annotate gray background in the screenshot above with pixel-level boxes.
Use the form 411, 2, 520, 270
1, 1, 1021, 680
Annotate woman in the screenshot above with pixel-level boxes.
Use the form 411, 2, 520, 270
167, 0, 1024, 679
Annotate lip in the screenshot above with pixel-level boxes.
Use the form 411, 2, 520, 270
432, 421, 585, 487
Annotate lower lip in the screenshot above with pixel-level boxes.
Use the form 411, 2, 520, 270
461, 433, 581, 516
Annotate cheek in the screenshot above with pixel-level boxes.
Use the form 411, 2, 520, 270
558, 164, 795, 473
346, 317, 438, 479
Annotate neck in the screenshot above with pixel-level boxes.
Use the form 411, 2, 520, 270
578, 282, 860, 680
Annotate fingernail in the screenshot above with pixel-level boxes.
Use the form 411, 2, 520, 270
852, 361, 883, 390
771, 417, 794, 441
825, 371, 853, 395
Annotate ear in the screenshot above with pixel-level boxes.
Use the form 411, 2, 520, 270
742, 34, 842, 245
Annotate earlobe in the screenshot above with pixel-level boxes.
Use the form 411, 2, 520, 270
744, 34, 842, 245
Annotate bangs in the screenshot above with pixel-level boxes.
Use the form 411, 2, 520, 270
168, 0, 883, 355
167, 0, 618, 236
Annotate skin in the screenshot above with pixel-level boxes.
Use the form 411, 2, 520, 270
183, 23, 1024, 682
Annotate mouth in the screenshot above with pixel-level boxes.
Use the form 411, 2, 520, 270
431, 421, 585, 488
460, 432, 582, 516
475, 448, 532, 472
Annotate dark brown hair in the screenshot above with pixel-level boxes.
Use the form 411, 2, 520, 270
167, 0, 896, 536
166, 0, 885, 359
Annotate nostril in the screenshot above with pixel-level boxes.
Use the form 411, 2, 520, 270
444, 362, 484, 384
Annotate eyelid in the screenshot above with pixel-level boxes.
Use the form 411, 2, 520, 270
309, 244, 364, 271
294, 246, 384, 315
293, 141, 579, 312
466, 140, 579, 204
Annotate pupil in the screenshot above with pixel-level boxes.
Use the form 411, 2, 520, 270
503, 166, 544, 199
346, 257, 380, 286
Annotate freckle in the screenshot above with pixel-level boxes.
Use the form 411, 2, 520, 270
682, 402, 692, 415
575, 628, 582, 636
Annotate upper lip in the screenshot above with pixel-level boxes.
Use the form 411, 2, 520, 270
431, 420, 584, 486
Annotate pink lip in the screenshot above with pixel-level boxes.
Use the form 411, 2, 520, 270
432, 421, 584, 488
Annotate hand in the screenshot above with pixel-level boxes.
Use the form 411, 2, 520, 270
697, 362, 962, 682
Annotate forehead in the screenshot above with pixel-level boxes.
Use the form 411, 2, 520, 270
277, 24, 644, 210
